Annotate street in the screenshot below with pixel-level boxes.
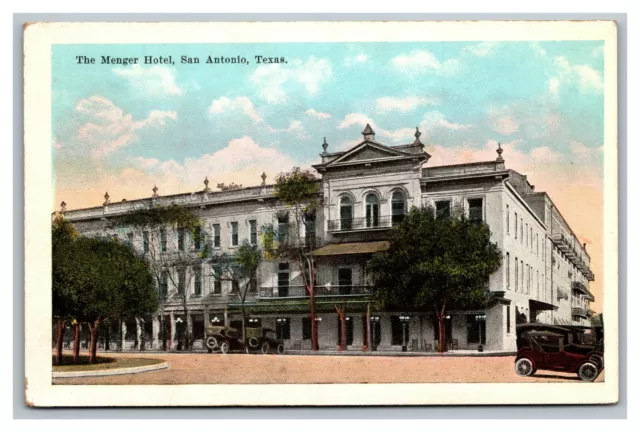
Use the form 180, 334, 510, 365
53, 352, 605, 385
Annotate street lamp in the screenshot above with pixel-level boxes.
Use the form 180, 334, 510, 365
370, 316, 380, 351
399, 315, 410, 352
313, 316, 322, 350
211, 317, 221, 324
475, 314, 486, 352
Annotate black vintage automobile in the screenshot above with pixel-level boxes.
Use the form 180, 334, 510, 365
514, 324, 604, 382
245, 328, 285, 354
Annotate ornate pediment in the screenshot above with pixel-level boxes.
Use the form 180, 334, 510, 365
326, 142, 406, 167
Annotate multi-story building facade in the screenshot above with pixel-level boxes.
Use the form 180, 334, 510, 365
59, 125, 596, 353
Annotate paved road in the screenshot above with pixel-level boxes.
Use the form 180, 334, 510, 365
54, 352, 605, 385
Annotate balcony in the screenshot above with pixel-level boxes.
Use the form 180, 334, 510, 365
328, 216, 399, 233
572, 281, 588, 295
572, 307, 589, 318
258, 285, 372, 298
551, 233, 594, 281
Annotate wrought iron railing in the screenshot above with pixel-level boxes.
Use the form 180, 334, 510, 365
258, 285, 372, 298
328, 216, 399, 232
572, 307, 589, 318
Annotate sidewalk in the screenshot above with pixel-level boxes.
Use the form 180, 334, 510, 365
283, 349, 516, 357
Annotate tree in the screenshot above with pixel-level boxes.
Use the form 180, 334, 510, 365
368, 206, 502, 353
211, 241, 262, 343
71, 236, 157, 363
110, 204, 206, 352
260, 167, 322, 350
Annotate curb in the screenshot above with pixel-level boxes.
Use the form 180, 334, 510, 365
53, 361, 169, 378
283, 351, 517, 357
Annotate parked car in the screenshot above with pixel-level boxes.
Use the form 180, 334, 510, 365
204, 325, 245, 354
514, 324, 604, 382
245, 328, 285, 354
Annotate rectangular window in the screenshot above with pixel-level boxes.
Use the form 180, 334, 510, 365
520, 218, 523, 243
435, 200, 451, 219
277, 214, 289, 243
178, 228, 185, 251
521, 260, 524, 290
177, 267, 186, 295
537, 270, 540, 298
525, 264, 529, 295
249, 220, 257, 245
160, 271, 169, 298
507, 305, 511, 334
543, 235, 547, 262
278, 262, 290, 297
336, 317, 354, 346
338, 268, 353, 295
143, 231, 149, 253
466, 314, 486, 345
213, 224, 221, 248
304, 213, 316, 248
468, 198, 483, 223
515, 213, 518, 239
526, 223, 528, 247
302, 317, 311, 340
231, 222, 239, 246
530, 228, 533, 250
506, 205, 510, 234
231, 279, 239, 295
390, 316, 405, 346
515, 256, 519, 292
506, 252, 510, 289
212, 266, 222, 294
194, 226, 202, 250
126, 232, 133, 247
194, 267, 202, 296
536, 234, 539, 256
160, 229, 167, 252
276, 318, 291, 340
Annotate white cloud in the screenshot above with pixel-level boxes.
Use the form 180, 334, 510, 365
390, 50, 460, 75
548, 77, 561, 96
336, 113, 415, 142
344, 53, 368, 66
592, 45, 604, 58
420, 111, 473, 131
531, 42, 547, 57
305, 108, 332, 119
112, 64, 182, 95
486, 106, 520, 135
208, 96, 267, 125
549, 56, 604, 96
375, 96, 438, 113
463, 42, 497, 57
75, 95, 177, 158
250, 56, 332, 103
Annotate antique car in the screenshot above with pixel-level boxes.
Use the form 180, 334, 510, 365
204, 325, 245, 354
514, 324, 604, 382
245, 328, 285, 354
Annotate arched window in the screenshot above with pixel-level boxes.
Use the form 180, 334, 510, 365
340, 196, 353, 230
365, 194, 380, 227
391, 191, 407, 225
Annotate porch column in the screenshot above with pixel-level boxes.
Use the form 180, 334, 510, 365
204, 307, 210, 329
223, 308, 229, 327
169, 311, 176, 351
135, 318, 142, 351
152, 316, 160, 350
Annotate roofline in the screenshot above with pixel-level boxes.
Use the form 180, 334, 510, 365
503, 180, 547, 230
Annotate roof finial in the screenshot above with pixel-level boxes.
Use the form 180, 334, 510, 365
152, 185, 159, 198
362, 123, 375, 140
261, 172, 267, 186
321, 137, 328, 154
60, 201, 67, 213
203, 177, 211, 192
414, 126, 422, 144
103, 192, 110, 206
496, 142, 504, 162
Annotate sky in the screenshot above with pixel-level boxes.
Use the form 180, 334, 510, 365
52, 41, 606, 311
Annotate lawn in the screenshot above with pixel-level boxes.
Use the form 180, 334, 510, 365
52, 355, 164, 372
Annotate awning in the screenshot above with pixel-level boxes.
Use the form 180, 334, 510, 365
554, 316, 574, 326
530, 299, 559, 311
228, 298, 372, 314
313, 241, 390, 256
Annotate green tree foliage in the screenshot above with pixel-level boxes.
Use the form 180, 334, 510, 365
368, 206, 502, 352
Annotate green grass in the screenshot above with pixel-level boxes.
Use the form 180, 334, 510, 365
53, 355, 164, 372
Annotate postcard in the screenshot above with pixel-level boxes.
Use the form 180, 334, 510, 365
24, 20, 618, 407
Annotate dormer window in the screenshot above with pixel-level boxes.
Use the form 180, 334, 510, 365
365, 194, 380, 228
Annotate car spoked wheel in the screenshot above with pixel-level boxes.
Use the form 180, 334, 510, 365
578, 362, 599, 382
248, 337, 260, 349
277, 344, 285, 355
515, 358, 535, 377
205, 336, 218, 353
261, 342, 270, 354
220, 341, 230, 354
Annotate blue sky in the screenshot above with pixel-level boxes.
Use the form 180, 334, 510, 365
52, 40, 605, 207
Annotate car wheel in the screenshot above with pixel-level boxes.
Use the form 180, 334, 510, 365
261, 342, 270, 354
277, 344, 285, 355
205, 336, 218, 352
248, 337, 260, 349
515, 358, 535, 377
220, 341, 230, 355
578, 362, 599, 382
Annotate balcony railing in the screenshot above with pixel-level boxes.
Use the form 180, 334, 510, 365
572, 307, 589, 318
572, 281, 588, 295
258, 285, 372, 298
328, 216, 401, 232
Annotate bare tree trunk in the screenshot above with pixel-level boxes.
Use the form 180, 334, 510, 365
241, 307, 247, 344
89, 319, 100, 363
55, 318, 65, 365
310, 294, 318, 351
438, 316, 446, 353
72, 322, 80, 364
340, 312, 346, 352
363, 306, 370, 352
